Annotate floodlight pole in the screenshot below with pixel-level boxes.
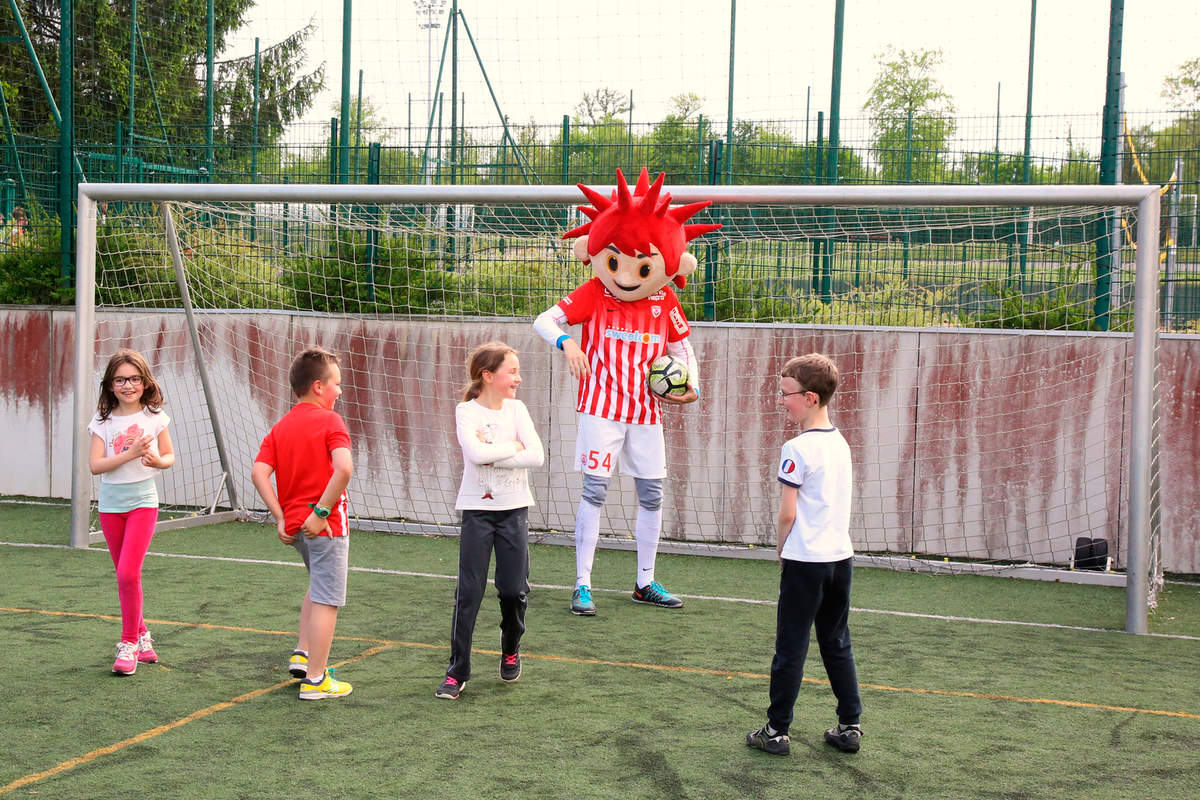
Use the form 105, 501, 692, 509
416, 0, 448, 184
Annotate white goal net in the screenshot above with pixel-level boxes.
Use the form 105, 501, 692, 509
71, 183, 1164, 630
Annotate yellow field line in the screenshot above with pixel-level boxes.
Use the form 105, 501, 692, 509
8, 605, 1200, 721
3, 599, 1198, 797
519, 650, 771, 679
0, 642, 395, 796
517, 651, 1200, 720
853, 681, 1200, 719
6, 605, 1199, 721
0, 606, 394, 645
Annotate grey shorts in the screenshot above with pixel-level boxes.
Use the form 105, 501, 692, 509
293, 534, 349, 607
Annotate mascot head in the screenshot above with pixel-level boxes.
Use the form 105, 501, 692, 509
563, 168, 721, 302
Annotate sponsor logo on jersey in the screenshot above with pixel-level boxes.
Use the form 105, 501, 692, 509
604, 328, 663, 345
781, 458, 796, 474
669, 307, 688, 335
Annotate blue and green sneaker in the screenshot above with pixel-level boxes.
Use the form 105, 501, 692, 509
571, 584, 597, 616
631, 581, 683, 608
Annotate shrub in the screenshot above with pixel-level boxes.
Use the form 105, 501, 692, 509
0, 218, 73, 305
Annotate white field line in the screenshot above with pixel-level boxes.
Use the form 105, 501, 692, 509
5, 540, 1199, 642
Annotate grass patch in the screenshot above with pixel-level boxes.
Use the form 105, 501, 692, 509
2, 501, 1198, 799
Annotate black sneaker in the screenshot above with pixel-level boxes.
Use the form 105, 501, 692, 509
746, 724, 790, 756
824, 723, 863, 753
435, 675, 464, 699
631, 581, 683, 608
500, 651, 521, 682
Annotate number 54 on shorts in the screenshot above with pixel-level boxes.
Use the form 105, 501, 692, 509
581, 450, 613, 472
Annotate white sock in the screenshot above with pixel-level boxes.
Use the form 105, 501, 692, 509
634, 506, 663, 588
575, 499, 602, 588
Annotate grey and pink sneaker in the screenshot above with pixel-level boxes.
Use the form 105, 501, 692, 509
112, 640, 138, 675
137, 632, 158, 664
435, 675, 464, 699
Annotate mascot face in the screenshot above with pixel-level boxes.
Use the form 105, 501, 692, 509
562, 168, 721, 304
573, 237, 697, 303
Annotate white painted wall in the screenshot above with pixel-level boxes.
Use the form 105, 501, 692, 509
2, 306, 1195, 573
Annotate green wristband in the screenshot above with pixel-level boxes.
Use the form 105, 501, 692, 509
307, 502, 331, 519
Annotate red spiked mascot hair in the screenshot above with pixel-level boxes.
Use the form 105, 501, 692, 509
563, 168, 722, 289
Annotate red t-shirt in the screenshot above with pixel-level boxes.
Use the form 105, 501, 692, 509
255, 403, 351, 537
557, 277, 690, 424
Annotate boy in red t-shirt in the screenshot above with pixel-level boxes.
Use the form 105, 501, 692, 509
251, 348, 355, 700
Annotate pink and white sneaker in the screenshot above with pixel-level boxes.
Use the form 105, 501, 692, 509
137, 632, 158, 664
113, 641, 138, 675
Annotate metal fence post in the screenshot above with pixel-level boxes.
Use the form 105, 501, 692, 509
366, 142, 381, 302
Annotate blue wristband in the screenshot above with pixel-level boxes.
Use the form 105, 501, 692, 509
555, 334, 569, 351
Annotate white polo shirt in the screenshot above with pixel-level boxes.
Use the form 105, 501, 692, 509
777, 427, 854, 562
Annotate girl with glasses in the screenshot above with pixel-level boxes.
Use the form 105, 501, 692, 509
87, 348, 175, 675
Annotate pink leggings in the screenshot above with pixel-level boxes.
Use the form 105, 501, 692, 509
99, 507, 158, 643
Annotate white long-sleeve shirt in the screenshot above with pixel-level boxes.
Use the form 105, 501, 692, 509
454, 398, 545, 511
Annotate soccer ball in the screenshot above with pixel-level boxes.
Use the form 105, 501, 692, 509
647, 354, 689, 397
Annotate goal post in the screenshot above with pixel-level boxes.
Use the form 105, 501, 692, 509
71, 182, 1163, 633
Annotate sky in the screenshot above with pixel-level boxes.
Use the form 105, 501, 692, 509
223, 0, 1199, 149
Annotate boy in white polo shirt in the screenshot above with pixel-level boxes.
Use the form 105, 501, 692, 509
746, 353, 863, 757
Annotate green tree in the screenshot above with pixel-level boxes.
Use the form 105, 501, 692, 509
862, 46, 956, 183
647, 94, 712, 183
1126, 117, 1199, 206
726, 120, 865, 185
668, 92, 705, 121
331, 94, 390, 143
573, 87, 630, 128
1161, 57, 1200, 111
215, 26, 325, 152
507, 118, 559, 184
0, 2, 322, 161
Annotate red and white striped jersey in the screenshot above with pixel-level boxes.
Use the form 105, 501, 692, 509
556, 277, 691, 424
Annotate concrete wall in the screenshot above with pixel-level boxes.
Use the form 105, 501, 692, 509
2, 305, 1196, 574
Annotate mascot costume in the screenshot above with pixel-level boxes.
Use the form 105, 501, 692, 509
534, 168, 720, 615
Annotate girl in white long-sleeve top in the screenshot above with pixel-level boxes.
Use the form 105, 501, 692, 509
436, 341, 545, 700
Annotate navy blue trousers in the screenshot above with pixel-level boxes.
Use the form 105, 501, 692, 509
446, 507, 529, 682
767, 557, 862, 734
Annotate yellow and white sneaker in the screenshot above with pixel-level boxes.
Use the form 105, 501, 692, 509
298, 668, 352, 700
288, 650, 309, 679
